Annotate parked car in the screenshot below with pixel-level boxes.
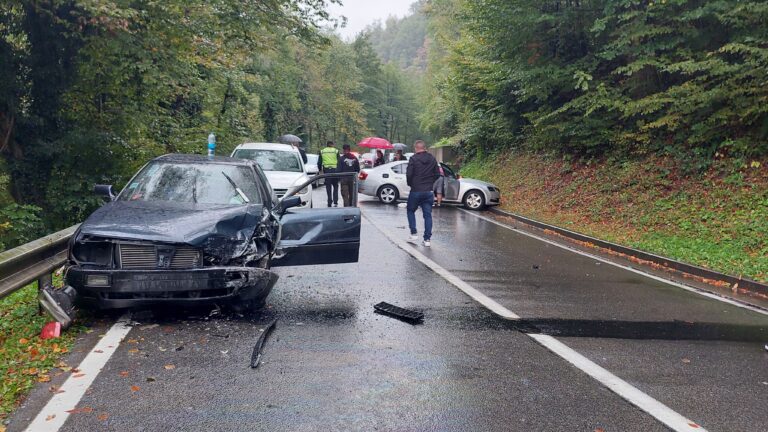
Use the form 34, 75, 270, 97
357, 161, 500, 210
231, 143, 313, 207
59, 154, 360, 312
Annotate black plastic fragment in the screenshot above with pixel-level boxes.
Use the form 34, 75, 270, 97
250, 319, 277, 368
374, 302, 424, 323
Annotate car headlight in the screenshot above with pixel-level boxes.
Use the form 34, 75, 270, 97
487, 186, 496, 192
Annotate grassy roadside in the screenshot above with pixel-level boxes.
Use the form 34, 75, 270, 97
460, 153, 767, 283
0, 283, 83, 422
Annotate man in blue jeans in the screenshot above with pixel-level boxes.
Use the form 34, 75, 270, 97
406, 140, 440, 247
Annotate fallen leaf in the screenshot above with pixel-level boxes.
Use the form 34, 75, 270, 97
46, 414, 56, 421
93, 349, 104, 353
146, 377, 156, 382
119, 371, 129, 377
127, 339, 139, 344
595, 429, 605, 432
682, 358, 691, 364
27, 367, 38, 375
19, 338, 29, 345
128, 348, 139, 354
130, 385, 140, 392
38, 374, 51, 383
72, 373, 86, 378
164, 364, 175, 370
98, 413, 109, 421
688, 423, 700, 429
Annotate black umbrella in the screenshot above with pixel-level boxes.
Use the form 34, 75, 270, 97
392, 143, 407, 151
278, 134, 302, 144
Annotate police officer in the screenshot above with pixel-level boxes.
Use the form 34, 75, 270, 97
318, 141, 340, 207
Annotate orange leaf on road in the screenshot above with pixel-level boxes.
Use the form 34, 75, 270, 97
130, 385, 140, 392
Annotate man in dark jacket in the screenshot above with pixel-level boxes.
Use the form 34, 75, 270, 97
338, 144, 360, 207
406, 140, 440, 247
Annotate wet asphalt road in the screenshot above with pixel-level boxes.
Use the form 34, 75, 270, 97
10, 194, 768, 431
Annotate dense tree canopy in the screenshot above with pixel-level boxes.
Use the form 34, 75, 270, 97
421, 0, 768, 160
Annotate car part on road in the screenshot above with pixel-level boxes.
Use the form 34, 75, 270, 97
40, 321, 62, 339
38, 284, 77, 329
250, 318, 277, 368
374, 302, 424, 323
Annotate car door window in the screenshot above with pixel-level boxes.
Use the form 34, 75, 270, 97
440, 163, 456, 179
391, 164, 405, 174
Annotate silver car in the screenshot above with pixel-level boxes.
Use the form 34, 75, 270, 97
357, 161, 501, 210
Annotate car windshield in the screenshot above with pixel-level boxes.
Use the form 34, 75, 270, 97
118, 162, 261, 205
232, 149, 302, 172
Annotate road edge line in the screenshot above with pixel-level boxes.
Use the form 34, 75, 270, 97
363, 212, 708, 432
460, 208, 768, 316
23, 315, 133, 432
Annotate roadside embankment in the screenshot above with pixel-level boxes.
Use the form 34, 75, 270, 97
460, 153, 767, 283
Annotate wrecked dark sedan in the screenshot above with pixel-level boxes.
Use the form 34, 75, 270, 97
61, 154, 360, 311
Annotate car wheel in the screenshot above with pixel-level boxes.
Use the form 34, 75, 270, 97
377, 185, 399, 204
463, 190, 486, 210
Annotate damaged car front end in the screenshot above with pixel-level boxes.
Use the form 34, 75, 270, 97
65, 154, 283, 310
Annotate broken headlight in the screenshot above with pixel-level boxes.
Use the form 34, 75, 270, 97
71, 241, 113, 267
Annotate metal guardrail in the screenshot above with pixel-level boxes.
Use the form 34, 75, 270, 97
489, 207, 768, 298
0, 225, 79, 299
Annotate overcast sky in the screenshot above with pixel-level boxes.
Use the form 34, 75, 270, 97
328, 0, 416, 40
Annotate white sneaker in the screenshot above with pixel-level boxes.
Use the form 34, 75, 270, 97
423, 240, 431, 247
407, 234, 419, 243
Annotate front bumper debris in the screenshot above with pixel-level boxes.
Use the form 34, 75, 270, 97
66, 266, 279, 309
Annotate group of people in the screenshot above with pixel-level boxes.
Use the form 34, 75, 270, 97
317, 139, 441, 248
318, 141, 360, 208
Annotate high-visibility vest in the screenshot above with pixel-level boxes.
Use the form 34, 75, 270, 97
321, 146, 339, 168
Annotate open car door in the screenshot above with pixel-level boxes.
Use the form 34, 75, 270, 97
272, 173, 361, 267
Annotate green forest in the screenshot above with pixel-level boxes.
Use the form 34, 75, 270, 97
1, 0, 766, 280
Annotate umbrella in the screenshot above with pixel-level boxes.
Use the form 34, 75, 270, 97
357, 137, 393, 149
392, 143, 407, 151
278, 134, 302, 144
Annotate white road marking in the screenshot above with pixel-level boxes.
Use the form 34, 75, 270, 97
364, 213, 708, 432
461, 208, 768, 316
24, 316, 133, 432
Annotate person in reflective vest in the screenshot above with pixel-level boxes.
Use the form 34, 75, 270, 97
318, 141, 340, 207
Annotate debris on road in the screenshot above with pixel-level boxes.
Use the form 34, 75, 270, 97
38, 285, 77, 329
373, 302, 424, 324
40, 321, 61, 339
250, 319, 278, 369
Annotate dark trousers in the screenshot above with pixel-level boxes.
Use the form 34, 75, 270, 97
324, 168, 339, 206
407, 191, 434, 240
340, 178, 354, 207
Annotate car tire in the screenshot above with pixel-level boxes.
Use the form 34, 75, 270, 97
463, 189, 486, 210
377, 185, 399, 204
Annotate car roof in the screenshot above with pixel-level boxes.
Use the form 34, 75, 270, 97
233, 142, 299, 152
153, 153, 254, 166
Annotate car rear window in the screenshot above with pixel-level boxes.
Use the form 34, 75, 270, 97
119, 162, 262, 205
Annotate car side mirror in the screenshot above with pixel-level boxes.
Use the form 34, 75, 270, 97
94, 184, 115, 201
279, 195, 301, 214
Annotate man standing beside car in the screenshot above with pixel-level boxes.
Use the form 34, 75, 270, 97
319, 141, 340, 207
406, 140, 440, 247
338, 144, 360, 207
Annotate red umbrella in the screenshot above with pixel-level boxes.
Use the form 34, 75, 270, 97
357, 137, 393, 149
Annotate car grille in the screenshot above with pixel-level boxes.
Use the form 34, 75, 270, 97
119, 244, 202, 270
273, 188, 288, 198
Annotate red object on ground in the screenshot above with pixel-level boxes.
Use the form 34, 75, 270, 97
40, 321, 61, 339
357, 137, 393, 149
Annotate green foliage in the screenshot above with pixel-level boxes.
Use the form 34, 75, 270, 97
0, 203, 44, 250
421, 0, 768, 158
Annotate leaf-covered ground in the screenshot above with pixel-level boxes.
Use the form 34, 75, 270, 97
0, 284, 83, 421
461, 153, 767, 283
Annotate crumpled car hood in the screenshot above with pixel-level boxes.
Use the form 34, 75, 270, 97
78, 200, 264, 247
